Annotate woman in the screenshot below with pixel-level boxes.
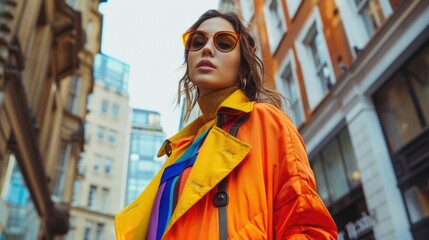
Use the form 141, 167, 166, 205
115, 9, 337, 240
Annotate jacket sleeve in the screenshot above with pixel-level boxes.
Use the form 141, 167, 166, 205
273, 121, 337, 239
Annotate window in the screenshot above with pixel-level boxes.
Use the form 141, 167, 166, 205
311, 128, 360, 206
94, 155, 101, 172
240, 0, 255, 23
101, 188, 109, 211
72, 179, 80, 205
108, 130, 117, 144
105, 158, 113, 175
66, 217, 76, 240
65, 0, 78, 8
354, 0, 386, 36
286, 0, 302, 19
86, 94, 93, 110
404, 179, 429, 224
66, 75, 81, 115
53, 142, 72, 200
97, 126, 105, 141
85, 21, 94, 49
83, 220, 93, 240
101, 99, 109, 113
264, 0, 287, 52
220, 0, 236, 13
336, 0, 392, 56
295, 8, 336, 110
87, 185, 97, 208
112, 103, 120, 118
306, 26, 332, 93
277, 52, 304, 127
84, 122, 90, 142
96, 223, 105, 240
374, 43, 429, 153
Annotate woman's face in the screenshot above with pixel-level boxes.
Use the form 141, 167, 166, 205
187, 17, 241, 96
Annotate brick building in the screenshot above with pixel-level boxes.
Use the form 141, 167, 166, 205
220, 0, 429, 239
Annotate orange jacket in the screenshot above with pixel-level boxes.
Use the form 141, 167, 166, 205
115, 90, 337, 239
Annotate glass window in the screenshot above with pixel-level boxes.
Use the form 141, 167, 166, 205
269, 0, 282, 30
322, 139, 349, 201
112, 103, 120, 118
88, 185, 97, 208
86, 94, 93, 110
72, 179, 80, 205
97, 126, 105, 141
53, 142, 72, 200
108, 130, 117, 144
280, 65, 303, 126
375, 43, 429, 153
101, 188, 109, 211
339, 129, 361, 188
265, 0, 286, 51
375, 74, 422, 152
85, 21, 93, 49
354, 0, 386, 36
93, 155, 101, 172
407, 45, 429, 124
66, 216, 76, 240
66, 75, 81, 114
101, 99, 109, 113
96, 223, 104, 240
65, 0, 78, 8
403, 178, 429, 224
240, 0, 254, 23
83, 220, 93, 240
105, 158, 113, 175
307, 26, 332, 93
312, 156, 330, 205
220, 0, 236, 13
311, 127, 360, 206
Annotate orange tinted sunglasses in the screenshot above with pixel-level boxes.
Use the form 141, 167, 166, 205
182, 30, 241, 53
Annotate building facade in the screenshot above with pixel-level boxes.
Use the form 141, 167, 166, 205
220, 0, 428, 239
0, 0, 105, 238
67, 53, 130, 240
124, 109, 166, 206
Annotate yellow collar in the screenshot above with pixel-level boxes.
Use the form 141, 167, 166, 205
157, 89, 254, 157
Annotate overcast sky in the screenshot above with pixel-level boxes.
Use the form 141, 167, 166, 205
99, 0, 219, 137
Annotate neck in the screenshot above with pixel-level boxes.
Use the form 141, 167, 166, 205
197, 86, 238, 123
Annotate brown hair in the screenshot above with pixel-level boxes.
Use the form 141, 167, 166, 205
178, 9, 284, 122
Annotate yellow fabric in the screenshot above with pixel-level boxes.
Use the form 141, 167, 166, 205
115, 89, 337, 240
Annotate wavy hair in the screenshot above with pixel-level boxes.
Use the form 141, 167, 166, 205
178, 9, 284, 122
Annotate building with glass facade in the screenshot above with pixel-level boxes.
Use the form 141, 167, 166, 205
125, 109, 166, 206
67, 52, 131, 240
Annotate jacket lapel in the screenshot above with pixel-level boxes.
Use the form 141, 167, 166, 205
163, 125, 252, 235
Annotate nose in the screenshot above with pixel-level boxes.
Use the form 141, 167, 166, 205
202, 39, 215, 56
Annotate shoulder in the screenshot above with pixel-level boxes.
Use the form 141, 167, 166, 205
251, 102, 295, 128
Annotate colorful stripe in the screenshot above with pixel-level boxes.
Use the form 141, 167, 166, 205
147, 129, 210, 240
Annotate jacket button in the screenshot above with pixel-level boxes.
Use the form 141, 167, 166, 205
214, 191, 228, 207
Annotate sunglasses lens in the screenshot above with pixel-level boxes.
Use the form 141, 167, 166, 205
215, 33, 238, 52
185, 32, 207, 51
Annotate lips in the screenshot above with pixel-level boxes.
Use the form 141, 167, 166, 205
197, 60, 216, 69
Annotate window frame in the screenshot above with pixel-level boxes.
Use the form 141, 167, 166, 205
264, 0, 287, 53
294, 7, 336, 110
276, 49, 305, 127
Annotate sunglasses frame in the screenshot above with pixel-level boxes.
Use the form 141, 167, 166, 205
182, 30, 241, 53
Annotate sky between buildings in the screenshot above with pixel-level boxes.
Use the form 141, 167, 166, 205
99, 0, 220, 137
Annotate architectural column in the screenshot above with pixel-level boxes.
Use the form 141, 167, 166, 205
346, 96, 413, 240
